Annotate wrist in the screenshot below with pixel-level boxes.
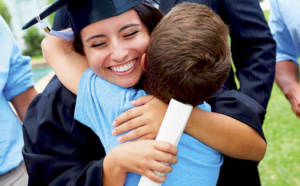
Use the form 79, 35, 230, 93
284, 83, 300, 101
103, 150, 127, 184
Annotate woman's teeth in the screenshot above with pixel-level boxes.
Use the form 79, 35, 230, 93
111, 59, 136, 72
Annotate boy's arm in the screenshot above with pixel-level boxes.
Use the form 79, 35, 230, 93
41, 34, 89, 95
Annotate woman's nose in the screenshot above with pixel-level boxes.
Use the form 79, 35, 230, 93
110, 42, 129, 63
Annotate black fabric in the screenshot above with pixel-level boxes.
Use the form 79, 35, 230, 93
52, 5, 71, 30
207, 85, 266, 141
22, 76, 106, 186
160, 0, 276, 185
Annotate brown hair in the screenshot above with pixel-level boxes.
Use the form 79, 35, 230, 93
72, 3, 163, 55
145, 3, 231, 106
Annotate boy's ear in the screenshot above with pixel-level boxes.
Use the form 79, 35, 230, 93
141, 53, 146, 71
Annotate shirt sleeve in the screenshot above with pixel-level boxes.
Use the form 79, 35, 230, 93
22, 76, 106, 186
269, 0, 299, 65
0, 16, 34, 101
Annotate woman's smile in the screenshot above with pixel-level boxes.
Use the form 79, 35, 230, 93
108, 58, 138, 75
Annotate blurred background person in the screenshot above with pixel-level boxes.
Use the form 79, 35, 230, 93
0, 15, 37, 186
269, 0, 300, 118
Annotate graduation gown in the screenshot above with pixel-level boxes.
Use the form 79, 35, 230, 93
22, 76, 265, 186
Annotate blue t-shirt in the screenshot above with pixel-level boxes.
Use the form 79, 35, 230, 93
0, 15, 34, 174
269, 0, 300, 65
75, 69, 223, 186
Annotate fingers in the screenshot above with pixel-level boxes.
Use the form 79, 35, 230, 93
153, 149, 178, 165
112, 116, 145, 136
154, 141, 178, 156
149, 161, 173, 174
113, 107, 142, 127
130, 95, 154, 107
116, 125, 150, 143
136, 133, 156, 141
143, 170, 167, 183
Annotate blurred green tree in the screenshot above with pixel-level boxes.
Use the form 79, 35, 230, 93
0, 0, 11, 25
47, 0, 56, 26
23, 27, 44, 57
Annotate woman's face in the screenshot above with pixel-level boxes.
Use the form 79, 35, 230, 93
81, 10, 150, 88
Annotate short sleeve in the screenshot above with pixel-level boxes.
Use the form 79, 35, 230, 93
269, 0, 299, 65
196, 102, 211, 112
0, 16, 34, 100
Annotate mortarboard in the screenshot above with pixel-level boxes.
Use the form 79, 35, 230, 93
22, 0, 159, 34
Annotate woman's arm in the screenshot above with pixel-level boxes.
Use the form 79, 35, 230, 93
112, 90, 267, 161
41, 34, 89, 95
186, 108, 266, 161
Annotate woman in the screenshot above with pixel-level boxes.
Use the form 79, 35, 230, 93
22, 0, 266, 185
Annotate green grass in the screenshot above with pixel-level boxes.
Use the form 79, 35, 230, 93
258, 10, 300, 186
259, 84, 300, 186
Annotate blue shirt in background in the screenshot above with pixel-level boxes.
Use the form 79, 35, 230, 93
75, 69, 223, 186
0, 15, 34, 175
269, 0, 300, 65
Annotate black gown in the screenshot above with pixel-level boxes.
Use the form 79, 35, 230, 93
23, 76, 265, 186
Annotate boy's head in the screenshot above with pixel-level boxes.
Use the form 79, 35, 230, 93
143, 3, 231, 106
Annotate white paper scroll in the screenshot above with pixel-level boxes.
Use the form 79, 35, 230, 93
138, 99, 193, 186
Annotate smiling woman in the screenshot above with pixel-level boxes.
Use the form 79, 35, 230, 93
22, 0, 268, 185
79, 10, 149, 88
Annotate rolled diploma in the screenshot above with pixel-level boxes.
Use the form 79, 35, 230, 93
138, 98, 193, 186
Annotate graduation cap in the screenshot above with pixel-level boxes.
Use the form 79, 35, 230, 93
22, 0, 159, 35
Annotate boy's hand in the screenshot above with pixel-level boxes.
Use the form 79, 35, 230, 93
105, 140, 178, 183
112, 95, 168, 142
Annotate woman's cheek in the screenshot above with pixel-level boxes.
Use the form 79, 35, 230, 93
136, 34, 150, 53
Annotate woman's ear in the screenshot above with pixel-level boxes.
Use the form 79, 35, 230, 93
141, 53, 146, 71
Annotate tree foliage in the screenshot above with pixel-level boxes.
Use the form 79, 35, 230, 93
23, 27, 44, 57
47, 0, 56, 26
0, 0, 11, 25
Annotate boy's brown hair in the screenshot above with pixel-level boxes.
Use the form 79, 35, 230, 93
144, 3, 231, 106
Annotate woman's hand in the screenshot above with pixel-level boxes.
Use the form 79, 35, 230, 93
103, 140, 178, 185
112, 95, 167, 142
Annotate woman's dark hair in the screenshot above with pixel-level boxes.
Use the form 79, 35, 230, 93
73, 3, 164, 55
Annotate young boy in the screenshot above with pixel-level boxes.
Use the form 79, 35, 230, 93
45, 3, 230, 185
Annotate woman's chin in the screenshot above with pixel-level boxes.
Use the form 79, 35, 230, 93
116, 79, 140, 88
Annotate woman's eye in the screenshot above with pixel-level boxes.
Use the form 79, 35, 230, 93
124, 31, 139, 38
91, 43, 106, 48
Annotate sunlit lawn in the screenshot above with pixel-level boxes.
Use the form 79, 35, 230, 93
258, 10, 300, 186
259, 84, 300, 186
